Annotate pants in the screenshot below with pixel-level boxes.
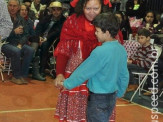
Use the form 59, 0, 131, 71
128, 64, 147, 84
40, 38, 58, 73
87, 92, 116, 122
2, 44, 34, 78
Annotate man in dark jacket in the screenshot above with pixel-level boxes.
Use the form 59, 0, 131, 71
35, 1, 66, 77
2, 0, 34, 85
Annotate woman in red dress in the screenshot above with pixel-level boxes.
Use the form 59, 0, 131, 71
54, 0, 115, 121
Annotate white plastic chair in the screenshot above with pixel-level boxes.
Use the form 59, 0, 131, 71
0, 40, 12, 81
130, 44, 162, 102
3, 55, 12, 75
159, 91, 163, 97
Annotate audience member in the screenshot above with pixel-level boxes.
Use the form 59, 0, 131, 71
110, 0, 121, 12
1, 0, 34, 85
30, 0, 46, 19
139, 10, 157, 34
0, 0, 13, 40
35, 1, 66, 77
126, 0, 146, 19
127, 28, 157, 91
155, 13, 163, 34
19, 4, 45, 81
23, 0, 37, 21
115, 11, 132, 40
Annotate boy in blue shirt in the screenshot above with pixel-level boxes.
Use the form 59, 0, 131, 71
55, 13, 129, 122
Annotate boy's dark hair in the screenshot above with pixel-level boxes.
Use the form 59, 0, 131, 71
93, 13, 120, 38
74, 0, 111, 17
137, 28, 151, 37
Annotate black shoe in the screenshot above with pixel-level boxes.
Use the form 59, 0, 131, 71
40, 72, 46, 77
32, 74, 46, 81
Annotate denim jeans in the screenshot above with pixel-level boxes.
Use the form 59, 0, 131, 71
2, 44, 34, 78
128, 64, 147, 84
87, 91, 116, 122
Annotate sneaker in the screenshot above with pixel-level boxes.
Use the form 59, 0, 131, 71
143, 92, 152, 96
11, 77, 24, 85
126, 87, 136, 92
126, 84, 138, 92
20, 77, 28, 84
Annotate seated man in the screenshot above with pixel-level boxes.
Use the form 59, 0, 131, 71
127, 28, 157, 91
34, 1, 66, 77
1, 0, 34, 85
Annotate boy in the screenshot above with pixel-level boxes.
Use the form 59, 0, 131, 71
127, 28, 157, 91
55, 13, 129, 122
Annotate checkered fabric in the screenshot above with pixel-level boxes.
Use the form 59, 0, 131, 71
123, 40, 140, 58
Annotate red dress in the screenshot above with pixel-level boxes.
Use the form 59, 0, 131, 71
54, 14, 115, 122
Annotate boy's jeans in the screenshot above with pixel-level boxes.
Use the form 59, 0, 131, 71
128, 64, 147, 84
87, 91, 116, 122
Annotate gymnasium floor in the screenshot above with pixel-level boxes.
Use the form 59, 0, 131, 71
0, 73, 163, 122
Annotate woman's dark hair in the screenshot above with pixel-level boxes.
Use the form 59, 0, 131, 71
74, 0, 111, 17
20, 3, 30, 13
114, 11, 124, 24
137, 28, 151, 37
93, 13, 120, 37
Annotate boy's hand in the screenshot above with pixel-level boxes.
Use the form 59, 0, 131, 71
127, 59, 132, 64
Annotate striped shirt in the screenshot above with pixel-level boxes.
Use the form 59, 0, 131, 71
0, 0, 13, 40
130, 44, 157, 69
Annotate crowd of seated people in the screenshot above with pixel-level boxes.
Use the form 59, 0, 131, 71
1, 0, 66, 84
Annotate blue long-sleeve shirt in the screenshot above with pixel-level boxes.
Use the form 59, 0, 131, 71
63, 41, 129, 98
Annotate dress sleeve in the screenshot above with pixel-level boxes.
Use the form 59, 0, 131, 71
56, 54, 69, 75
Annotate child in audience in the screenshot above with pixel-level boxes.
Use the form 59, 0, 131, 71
115, 11, 132, 40
127, 28, 157, 91
55, 13, 129, 122
139, 10, 157, 34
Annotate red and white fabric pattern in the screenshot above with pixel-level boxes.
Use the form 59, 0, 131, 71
123, 40, 140, 58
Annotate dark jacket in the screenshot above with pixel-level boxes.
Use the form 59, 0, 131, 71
126, 0, 146, 19
35, 14, 66, 43
7, 15, 29, 46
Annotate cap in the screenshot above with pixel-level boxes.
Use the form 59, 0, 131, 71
49, 1, 62, 8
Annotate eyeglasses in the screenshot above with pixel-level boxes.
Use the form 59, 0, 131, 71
52, 7, 62, 11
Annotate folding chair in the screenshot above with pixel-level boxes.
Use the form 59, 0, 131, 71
46, 38, 59, 78
159, 91, 163, 97
130, 44, 162, 102
0, 40, 6, 81
3, 55, 12, 75
0, 62, 4, 82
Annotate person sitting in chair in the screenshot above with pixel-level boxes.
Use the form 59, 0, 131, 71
34, 1, 66, 77
127, 28, 157, 91
1, 0, 34, 85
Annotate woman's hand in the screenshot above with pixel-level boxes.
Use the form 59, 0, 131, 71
54, 74, 65, 89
